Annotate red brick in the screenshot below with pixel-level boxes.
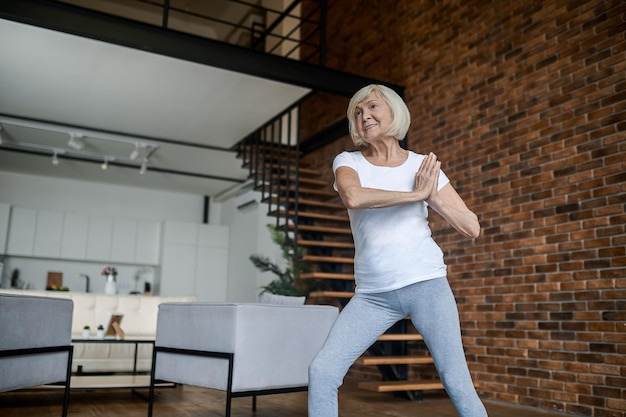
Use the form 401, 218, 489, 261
307, 1, 626, 415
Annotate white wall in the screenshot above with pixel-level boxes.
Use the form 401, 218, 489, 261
0, 171, 204, 221
220, 193, 284, 302
0, 171, 281, 301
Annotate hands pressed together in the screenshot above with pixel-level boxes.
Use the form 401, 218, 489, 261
414, 152, 441, 203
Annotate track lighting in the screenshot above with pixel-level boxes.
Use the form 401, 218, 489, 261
68, 133, 85, 150
51, 151, 59, 165
129, 143, 140, 160
139, 160, 147, 175
101, 158, 108, 170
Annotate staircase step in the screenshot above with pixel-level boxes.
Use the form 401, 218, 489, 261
300, 272, 354, 280
285, 198, 346, 211
265, 163, 320, 176
281, 224, 352, 235
358, 380, 445, 393
279, 185, 336, 197
308, 291, 354, 298
297, 239, 354, 249
280, 175, 328, 188
301, 255, 354, 264
272, 210, 348, 222
377, 334, 424, 342
355, 356, 434, 366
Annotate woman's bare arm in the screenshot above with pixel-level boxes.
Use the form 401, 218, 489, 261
335, 153, 440, 210
426, 183, 481, 238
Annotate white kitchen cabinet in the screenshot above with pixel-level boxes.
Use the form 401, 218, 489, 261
60, 212, 88, 259
110, 218, 137, 263
160, 242, 196, 296
6, 207, 37, 256
86, 215, 113, 261
159, 222, 229, 300
195, 246, 229, 301
3, 205, 162, 266
33, 209, 64, 258
135, 220, 161, 265
0, 203, 10, 254
163, 221, 198, 245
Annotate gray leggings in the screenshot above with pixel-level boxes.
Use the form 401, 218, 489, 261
308, 277, 488, 417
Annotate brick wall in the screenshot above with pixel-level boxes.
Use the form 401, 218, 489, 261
301, 1, 625, 416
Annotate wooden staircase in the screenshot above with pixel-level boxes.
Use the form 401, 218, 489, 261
237, 130, 445, 399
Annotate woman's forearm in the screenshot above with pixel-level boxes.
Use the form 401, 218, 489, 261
427, 190, 481, 238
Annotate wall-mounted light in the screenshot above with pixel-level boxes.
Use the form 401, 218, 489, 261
68, 133, 85, 150
129, 143, 140, 160
51, 151, 59, 165
101, 158, 108, 170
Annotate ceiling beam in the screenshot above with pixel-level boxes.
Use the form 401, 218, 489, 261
0, 0, 404, 98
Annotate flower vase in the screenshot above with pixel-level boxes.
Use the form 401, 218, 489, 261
104, 274, 117, 295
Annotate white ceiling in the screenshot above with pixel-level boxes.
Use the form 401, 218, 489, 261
0, 17, 311, 197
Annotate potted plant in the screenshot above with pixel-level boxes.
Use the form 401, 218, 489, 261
96, 324, 105, 339
249, 224, 309, 297
82, 325, 91, 339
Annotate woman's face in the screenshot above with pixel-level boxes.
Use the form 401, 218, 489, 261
354, 92, 393, 143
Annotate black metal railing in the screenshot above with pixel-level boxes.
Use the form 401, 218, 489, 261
58, 0, 326, 65
236, 100, 303, 250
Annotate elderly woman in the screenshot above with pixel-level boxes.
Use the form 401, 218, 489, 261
308, 84, 487, 417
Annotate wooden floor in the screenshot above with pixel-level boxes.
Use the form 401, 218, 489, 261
0, 378, 572, 417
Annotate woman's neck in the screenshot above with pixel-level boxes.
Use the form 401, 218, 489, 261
362, 139, 407, 167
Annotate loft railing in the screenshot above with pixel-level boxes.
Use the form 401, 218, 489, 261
58, 0, 326, 65
236, 100, 302, 248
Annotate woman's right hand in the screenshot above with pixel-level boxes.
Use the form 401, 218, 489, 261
414, 152, 441, 201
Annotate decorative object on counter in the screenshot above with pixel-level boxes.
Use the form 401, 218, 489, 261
129, 271, 141, 295
10, 269, 30, 289
101, 265, 118, 295
82, 325, 91, 339
96, 324, 105, 339
46, 271, 64, 290
47, 286, 70, 291
144, 282, 152, 296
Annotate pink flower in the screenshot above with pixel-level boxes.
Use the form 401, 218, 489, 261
101, 266, 118, 276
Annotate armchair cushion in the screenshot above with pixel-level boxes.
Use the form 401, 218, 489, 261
0, 293, 73, 392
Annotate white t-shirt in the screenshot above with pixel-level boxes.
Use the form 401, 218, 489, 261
332, 150, 450, 293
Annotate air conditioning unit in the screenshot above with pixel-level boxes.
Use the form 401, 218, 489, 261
234, 190, 260, 210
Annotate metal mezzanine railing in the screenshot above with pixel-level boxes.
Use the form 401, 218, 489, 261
58, 0, 326, 65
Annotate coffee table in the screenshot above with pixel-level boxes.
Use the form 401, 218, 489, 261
39, 338, 173, 392
71, 337, 158, 390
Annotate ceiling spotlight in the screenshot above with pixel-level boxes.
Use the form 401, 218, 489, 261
68, 133, 85, 150
101, 158, 108, 170
129, 143, 140, 161
51, 151, 59, 165
139, 160, 147, 175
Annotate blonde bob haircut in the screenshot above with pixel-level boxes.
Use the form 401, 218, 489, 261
347, 84, 411, 147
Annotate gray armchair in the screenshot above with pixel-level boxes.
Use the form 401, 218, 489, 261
0, 293, 74, 417
148, 302, 338, 417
